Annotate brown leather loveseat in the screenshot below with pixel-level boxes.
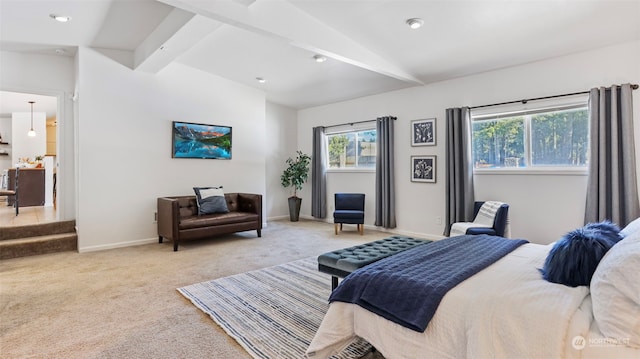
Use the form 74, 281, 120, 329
157, 193, 262, 251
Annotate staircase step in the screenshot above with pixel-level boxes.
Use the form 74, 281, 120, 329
0, 220, 76, 241
0, 233, 77, 260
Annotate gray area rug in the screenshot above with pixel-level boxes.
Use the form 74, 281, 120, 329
178, 257, 372, 359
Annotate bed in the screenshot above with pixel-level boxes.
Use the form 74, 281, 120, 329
306, 222, 640, 359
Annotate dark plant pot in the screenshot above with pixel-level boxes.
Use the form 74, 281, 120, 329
288, 197, 302, 222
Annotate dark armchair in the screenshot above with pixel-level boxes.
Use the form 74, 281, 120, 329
0, 188, 17, 215
333, 193, 365, 235
449, 201, 510, 237
1, 167, 20, 216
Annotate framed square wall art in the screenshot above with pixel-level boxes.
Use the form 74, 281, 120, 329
411, 155, 436, 183
172, 121, 232, 159
411, 118, 436, 146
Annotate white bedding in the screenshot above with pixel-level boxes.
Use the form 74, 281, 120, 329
306, 243, 639, 358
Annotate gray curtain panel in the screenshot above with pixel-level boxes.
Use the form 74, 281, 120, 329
375, 116, 396, 228
311, 126, 327, 219
444, 107, 475, 236
585, 84, 640, 227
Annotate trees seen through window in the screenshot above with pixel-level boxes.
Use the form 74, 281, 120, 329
327, 130, 376, 169
472, 106, 588, 169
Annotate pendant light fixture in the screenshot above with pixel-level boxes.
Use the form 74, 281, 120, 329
27, 101, 36, 137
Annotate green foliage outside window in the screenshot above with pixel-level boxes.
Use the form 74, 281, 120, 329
473, 117, 524, 168
530, 109, 588, 166
327, 130, 377, 169
328, 135, 349, 167
472, 107, 588, 169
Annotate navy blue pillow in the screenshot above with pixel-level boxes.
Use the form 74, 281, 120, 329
540, 222, 621, 287
584, 220, 623, 244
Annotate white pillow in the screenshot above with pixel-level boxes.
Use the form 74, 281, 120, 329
590, 231, 640, 348
621, 217, 640, 238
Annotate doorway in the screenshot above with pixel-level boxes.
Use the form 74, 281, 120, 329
0, 90, 60, 226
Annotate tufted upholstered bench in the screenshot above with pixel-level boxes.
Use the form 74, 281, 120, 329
318, 236, 431, 290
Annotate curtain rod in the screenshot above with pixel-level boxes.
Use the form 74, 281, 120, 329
470, 84, 639, 110
322, 116, 396, 130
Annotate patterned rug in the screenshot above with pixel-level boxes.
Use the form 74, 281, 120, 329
178, 257, 372, 359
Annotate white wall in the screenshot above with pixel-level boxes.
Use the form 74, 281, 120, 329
265, 101, 298, 220
297, 40, 640, 244
0, 51, 75, 220
76, 47, 267, 251
11, 112, 46, 161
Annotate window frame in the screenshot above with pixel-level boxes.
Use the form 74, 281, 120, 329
471, 99, 589, 176
325, 126, 377, 172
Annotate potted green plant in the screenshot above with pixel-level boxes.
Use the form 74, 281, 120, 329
280, 150, 311, 221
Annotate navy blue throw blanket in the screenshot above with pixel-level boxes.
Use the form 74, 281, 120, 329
329, 235, 528, 332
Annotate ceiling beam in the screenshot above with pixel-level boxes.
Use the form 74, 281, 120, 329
134, 8, 223, 73
157, 0, 423, 85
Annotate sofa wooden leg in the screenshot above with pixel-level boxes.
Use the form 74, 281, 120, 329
334, 224, 339, 235
359, 224, 364, 235
173, 242, 178, 251
257, 229, 262, 237
158, 236, 163, 243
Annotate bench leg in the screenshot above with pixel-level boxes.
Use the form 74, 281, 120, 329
257, 229, 262, 237
331, 276, 339, 290
173, 242, 178, 251
158, 236, 163, 243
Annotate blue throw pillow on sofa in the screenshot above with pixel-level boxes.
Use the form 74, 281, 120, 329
193, 186, 229, 215
540, 222, 621, 287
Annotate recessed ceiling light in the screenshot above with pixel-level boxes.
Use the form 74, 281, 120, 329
50, 14, 72, 22
256, 77, 266, 83
313, 54, 327, 63
406, 18, 424, 30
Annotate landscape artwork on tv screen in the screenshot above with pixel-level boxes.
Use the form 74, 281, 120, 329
172, 121, 232, 159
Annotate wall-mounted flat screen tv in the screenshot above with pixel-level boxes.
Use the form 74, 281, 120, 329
172, 121, 232, 159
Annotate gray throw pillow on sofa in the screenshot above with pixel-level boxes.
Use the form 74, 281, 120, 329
193, 187, 229, 215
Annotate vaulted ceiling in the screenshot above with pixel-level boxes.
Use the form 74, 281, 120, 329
1, 0, 639, 111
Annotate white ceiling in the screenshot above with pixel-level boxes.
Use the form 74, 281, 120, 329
1, 0, 639, 112
0, 91, 57, 120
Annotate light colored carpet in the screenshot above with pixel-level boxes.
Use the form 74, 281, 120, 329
179, 257, 371, 359
0, 219, 388, 358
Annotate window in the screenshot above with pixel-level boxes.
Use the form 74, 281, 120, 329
471, 104, 588, 170
327, 129, 377, 169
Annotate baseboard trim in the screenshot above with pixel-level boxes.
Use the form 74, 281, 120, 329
77, 221, 447, 253
312, 217, 446, 241
78, 237, 157, 253
267, 215, 289, 221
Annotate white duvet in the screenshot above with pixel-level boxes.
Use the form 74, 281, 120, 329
307, 243, 638, 359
